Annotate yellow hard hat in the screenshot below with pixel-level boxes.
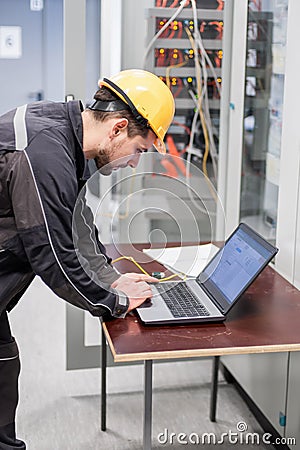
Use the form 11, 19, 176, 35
99, 69, 175, 153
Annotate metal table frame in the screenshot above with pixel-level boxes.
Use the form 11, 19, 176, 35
100, 326, 220, 450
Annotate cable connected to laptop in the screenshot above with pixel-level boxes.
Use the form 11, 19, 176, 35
112, 255, 187, 281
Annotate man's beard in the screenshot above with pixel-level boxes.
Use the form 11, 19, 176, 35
94, 148, 112, 175
94, 141, 129, 176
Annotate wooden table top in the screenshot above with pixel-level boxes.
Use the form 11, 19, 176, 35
103, 243, 300, 362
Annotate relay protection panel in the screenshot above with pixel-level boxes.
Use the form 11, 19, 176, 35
144, 0, 224, 182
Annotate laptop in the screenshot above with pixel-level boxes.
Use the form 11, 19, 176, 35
136, 223, 278, 325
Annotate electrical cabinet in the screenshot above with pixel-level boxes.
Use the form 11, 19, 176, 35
223, 351, 300, 445
101, 1, 300, 445
114, 1, 226, 244
222, 1, 300, 445
145, 4, 223, 163
222, 353, 289, 436
286, 352, 300, 445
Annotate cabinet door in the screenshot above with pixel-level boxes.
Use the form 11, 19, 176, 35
239, 0, 289, 246
222, 353, 289, 435
285, 352, 300, 445
222, 0, 291, 438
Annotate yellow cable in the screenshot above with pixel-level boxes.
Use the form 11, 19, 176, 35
112, 255, 187, 281
185, 27, 218, 202
160, 272, 186, 281
165, 56, 189, 89
112, 256, 150, 276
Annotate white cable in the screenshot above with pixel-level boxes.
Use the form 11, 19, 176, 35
143, 0, 190, 69
188, 105, 199, 153
184, 2, 218, 215
191, 0, 221, 95
189, 0, 219, 180
186, 88, 218, 178
185, 146, 217, 216
195, 34, 222, 96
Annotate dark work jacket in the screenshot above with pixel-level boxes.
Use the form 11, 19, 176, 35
0, 100, 122, 319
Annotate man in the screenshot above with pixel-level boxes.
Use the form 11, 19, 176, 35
0, 69, 175, 449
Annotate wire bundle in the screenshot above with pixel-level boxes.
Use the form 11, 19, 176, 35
144, 0, 223, 201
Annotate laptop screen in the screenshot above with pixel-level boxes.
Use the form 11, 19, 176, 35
198, 223, 278, 312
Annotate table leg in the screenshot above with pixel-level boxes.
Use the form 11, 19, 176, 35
101, 324, 107, 431
143, 359, 153, 450
210, 355, 220, 422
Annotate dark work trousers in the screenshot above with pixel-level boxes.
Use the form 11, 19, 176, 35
0, 311, 25, 450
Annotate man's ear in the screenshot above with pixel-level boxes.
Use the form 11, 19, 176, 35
112, 118, 129, 137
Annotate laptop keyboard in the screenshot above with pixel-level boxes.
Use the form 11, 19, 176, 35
155, 282, 210, 318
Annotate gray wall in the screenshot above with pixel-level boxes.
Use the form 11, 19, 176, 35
0, 0, 100, 114
0, 0, 64, 114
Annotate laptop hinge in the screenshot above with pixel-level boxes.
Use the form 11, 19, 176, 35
196, 279, 226, 314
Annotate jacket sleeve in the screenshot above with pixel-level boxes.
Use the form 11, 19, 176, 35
8, 129, 127, 318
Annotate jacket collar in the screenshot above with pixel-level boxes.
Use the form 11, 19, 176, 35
67, 100, 86, 184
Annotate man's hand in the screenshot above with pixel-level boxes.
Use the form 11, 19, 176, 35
111, 273, 158, 313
